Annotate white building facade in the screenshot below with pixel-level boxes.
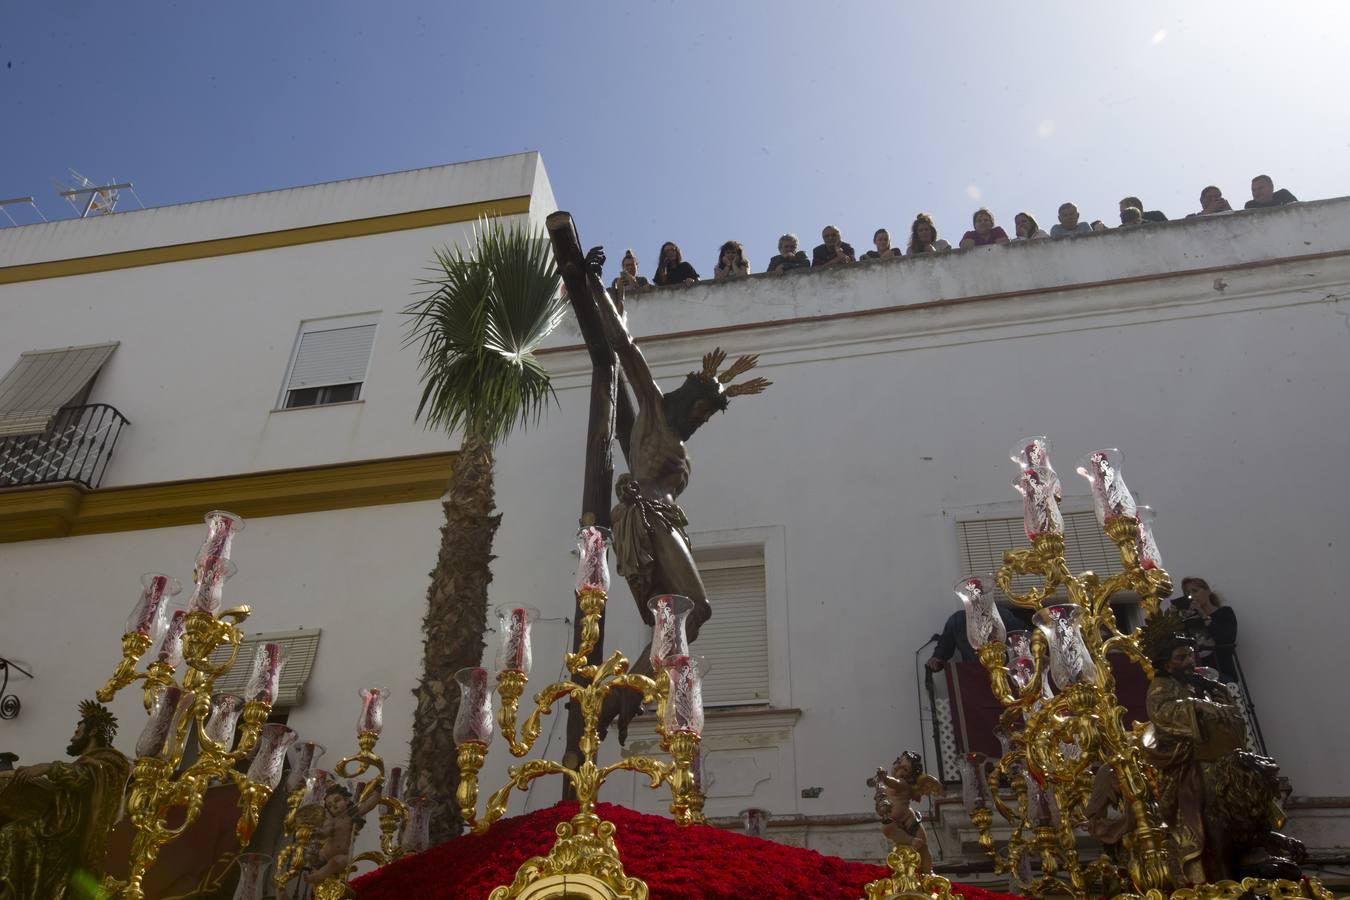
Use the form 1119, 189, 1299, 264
2, 162, 1347, 868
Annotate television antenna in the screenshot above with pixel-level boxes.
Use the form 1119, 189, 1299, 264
52, 169, 144, 218
0, 196, 47, 227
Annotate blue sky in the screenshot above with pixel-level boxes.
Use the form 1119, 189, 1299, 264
3, 1, 1348, 272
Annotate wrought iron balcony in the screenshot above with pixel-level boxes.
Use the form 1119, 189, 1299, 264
0, 403, 129, 489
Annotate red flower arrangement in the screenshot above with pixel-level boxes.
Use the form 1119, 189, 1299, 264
352, 801, 1017, 900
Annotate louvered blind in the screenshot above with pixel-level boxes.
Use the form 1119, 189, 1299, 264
697, 562, 770, 707
286, 324, 376, 390
207, 629, 322, 708
0, 342, 118, 436
958, 511, 1124, 600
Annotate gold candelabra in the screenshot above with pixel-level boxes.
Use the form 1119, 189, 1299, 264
953, 442, 1177, 898
273, 689, 413, 900
957, 440, 1330, 900
97, 511, 295, 900
454, 526, 706, 900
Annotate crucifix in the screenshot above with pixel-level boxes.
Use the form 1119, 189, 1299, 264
545, 213, 770, 788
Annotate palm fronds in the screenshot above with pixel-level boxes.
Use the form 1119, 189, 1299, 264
404, 217, 565, 445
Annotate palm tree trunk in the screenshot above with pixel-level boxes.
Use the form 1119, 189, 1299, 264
408, 429, 499, 845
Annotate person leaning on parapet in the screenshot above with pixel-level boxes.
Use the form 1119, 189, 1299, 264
766, 233, 811, 275
611, 249, 651, 294
1174, 576, 1239, 684
906, 214, 951, 254
1119, 196, 1168, 224
1050, 202, 1107, 238
1188, 185, 1234, 218
1245, 174, 1298, 210
1119, 207, 1146, 228
652, 240, 700, 286
925, 603, 1032, 671
713, 240, 751, 281
1013, 212, 1049, 240
812, 224, 856, 268
861, 227, 903, 260
959, 208, 1011, 249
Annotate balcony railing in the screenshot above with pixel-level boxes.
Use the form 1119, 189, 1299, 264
0, 403, 129, 489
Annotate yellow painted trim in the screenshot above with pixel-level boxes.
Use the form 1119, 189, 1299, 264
0, 451, 454, 543
0, 195, 532, 285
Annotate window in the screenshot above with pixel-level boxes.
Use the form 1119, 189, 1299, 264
279, 315, 377, 409
957, 510, 1128, 602
207, 628, 322, 708
695, 552, 770, 707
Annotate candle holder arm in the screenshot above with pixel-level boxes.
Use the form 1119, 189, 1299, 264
500, 679, 577, 757
95, 632, 154, 702
474, 759, 576, 834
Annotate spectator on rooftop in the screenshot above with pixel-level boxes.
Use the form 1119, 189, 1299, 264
652, 241, 700, 286
959, 208, 1011, 249
1050, 202, 1107, 238
1119, 207, 1145, 227
812, 225, 856, 268
713, 240, 751, 281
1013, 212, 1049, 240
862, 228, 903, 261
610, 250, 651, 294
906, 214, 951, 254
766, 233, 811, 275
1245, 175, 1298, 209
1189, 186, 1234, 218
1119, 196, 1168, 224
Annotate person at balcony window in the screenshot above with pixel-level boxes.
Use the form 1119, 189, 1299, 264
1050, 202, 1107, 238
1244, 175, 1298, 210
1013, 212, 1049, 240
1188, 186, 1234, 218
812, 224, 855, 268
1119, 207, 1145, 228
925, 605, 1032, 671
610, 250, 651, 294
1175, 576, 1238, 683
766, 233, 811, 275
906, 214, 951, 255
861, 228, 903, 261
959, 208, 1010, 249
1119, 196, 1168, 224
713, 240, 751, 281
653, 241, 699, 286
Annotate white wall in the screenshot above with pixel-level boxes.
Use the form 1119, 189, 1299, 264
488, 201, 1350, 819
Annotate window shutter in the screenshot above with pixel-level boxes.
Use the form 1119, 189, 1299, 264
286, 324, 376, 391
696, 562, 770, 706
958, 511, 1124, 601
207, 629, 322, 708
0, 342, 119, 436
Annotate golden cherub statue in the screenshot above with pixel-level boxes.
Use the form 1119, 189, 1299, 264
867, 750, 944, 874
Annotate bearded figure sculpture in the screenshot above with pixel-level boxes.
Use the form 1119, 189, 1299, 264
0, 700, 132, 899
1140, 612, 1305, 883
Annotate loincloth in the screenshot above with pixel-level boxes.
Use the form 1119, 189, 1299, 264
611, 475, 689, 584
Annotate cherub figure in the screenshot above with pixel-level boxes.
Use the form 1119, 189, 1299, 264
867, 750, 944, 873
304, 784, 366, 886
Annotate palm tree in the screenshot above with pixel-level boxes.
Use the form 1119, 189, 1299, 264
403, 217, 565, 844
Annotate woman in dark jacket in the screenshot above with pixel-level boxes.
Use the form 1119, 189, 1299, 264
653, 241, 700, 286
1179, 576, 1238, 683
